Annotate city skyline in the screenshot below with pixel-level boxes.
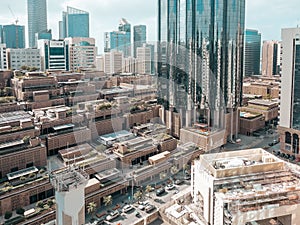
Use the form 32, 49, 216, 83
0, 0, 299, 52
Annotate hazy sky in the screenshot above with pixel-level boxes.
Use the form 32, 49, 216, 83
0, 0, 299, 53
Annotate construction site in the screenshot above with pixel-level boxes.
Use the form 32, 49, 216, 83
191, 148, 300, 225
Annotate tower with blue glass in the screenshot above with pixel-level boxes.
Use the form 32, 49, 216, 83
244, 29, 261, 76
61, 6, 89, 38
104, 18, 131, 57
158, 0, 245, 139
134, 25, 147, 57
2, 24, 25, 49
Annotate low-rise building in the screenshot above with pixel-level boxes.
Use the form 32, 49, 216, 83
192, 148, 300, 225
6, 48, 41, 70
239, 111, 265, 135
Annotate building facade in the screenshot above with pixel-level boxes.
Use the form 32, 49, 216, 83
65, 37, 96, 71
0, 44, 7, 70
104, 51, 123, 74
7, 48, 41, 70
262, 40, 280, 77
244, 29, 261, 76
61, 6, 89, 38
38, 40, 69, 71
27, 0, 48, 48
279, 28, 300, 156
136, 44, 151, 74
104, 18, 131, 57
158, 0, 245, 140
133, 25, 146, 57
2, 24, 25, 49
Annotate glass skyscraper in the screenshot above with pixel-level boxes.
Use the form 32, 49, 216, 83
158, 0, 245, 130
61, 7, 89, 38
134, 25, 147, 57
2, 25, 25, 49
27, 0, 48, 48
244, 29, 261, 76
104, 18, 131, 57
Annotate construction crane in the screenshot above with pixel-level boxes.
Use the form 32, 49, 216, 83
8, 5, 19, 25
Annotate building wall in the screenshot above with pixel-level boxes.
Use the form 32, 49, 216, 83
239, 116, 265, 135
7, 48, 41, 70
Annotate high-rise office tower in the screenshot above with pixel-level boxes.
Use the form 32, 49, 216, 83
134, 25, 146, 57
262, 40, 280, 77
0, 26, 3, 43
60, 7, 89, 39
158, 0, 245, 139
136, 44, 151, 74
104, 18, 131, 57
27, 0, 48, 48
2, 24, 25, 49
279, 27, 300, 156
244, 29, 261, 76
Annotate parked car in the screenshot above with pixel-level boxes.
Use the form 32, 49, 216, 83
156, 187, 166, 196
175, 179, 184, 185
184, 174, 191, 180
122, 204, 133, 213
166, 184, 175, 190
138, 204, 145, 210
135, 211, 141, 218
105, 210, 119, 221
145, 204, 155, 213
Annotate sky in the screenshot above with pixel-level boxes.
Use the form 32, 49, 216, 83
0, 0, 299, 54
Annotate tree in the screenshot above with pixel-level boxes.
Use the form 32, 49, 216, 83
170, 165, 179, 183
134, 191, 143, 202
4, 211, 12, 219
103, 195, 112, 207
87, 201, 97, 218
159, 172, 167, 181
183, 164, 190, 176
145, 185, 153, 198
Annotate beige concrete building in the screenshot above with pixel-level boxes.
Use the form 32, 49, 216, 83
262, 40, 280, 77
192, 148, 300, 225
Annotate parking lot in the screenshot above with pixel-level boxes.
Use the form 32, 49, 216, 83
87, 179, 191, 225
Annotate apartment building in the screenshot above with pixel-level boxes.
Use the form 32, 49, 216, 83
6, 48, 41, 70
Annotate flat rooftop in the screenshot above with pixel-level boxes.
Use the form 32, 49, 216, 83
0, 111, 32, 126
99, 130, 133, 142
200, 148, 285, 178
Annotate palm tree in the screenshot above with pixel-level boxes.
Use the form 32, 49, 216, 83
183, 164, 190, 176
134, 191, 143, 202
170, 165, 179, 183
145, 185, 152, 198
87, 201, 97, 218
103, 195, 113, 207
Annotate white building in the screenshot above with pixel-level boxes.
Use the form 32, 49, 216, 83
192, 148, 300, 225
50, 167, 89, 225
136, 44, 151, 74
6, 48, 41, 70
123, 56, 136, 73
0, 44, 7, 70
104, 51, 123, 74
95, 55, 104, 71
38, 40, 69, 71
65, 37, 96, 71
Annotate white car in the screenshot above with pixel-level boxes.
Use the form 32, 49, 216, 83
138, 204, 145, 210
106, 210, 119, 221
122, 204, 133, 213
166, 184, 175, 190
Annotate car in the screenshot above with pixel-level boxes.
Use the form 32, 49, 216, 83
138, 204, 145, 210
166, 184, 175, 190
145, 204, 155, 213
175, 179, 184, 185
122, 204, 133, 213
174, 190, 179, 194
105, 210, 119, 221
135, 211, 141, 218
184, 174, 191, 180
156, 187, 166, 196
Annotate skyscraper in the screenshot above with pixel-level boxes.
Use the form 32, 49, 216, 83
279, 27, 300, 155
104, 18, 131, 57
60, 7, 90, 38
27, 0, 48, 48
2, 24, 25, 48
262, 40, 280, 77
158, 0, 245, 139
244, 29, 261, 76
134, 25, 146, 57
136, 44, 151, 74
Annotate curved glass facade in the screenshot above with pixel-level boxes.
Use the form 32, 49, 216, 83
158, 0, 245, 128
